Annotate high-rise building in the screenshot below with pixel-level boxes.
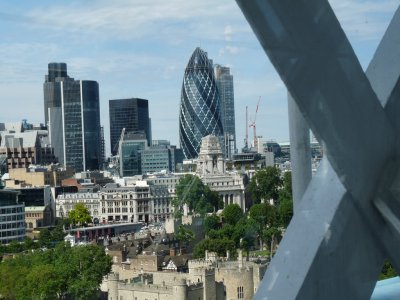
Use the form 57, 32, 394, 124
179, 47, 224, 159
44, 63, 102, 172
214, 65, 236, 158
109, 98, 151, 156
119, 132, 148, 177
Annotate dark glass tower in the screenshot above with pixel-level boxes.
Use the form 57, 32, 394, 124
109, 98, 151, 156
44, 62, 67, 125
179, 47, 224, 159
44, 63, 102, 171
215, 64, 236, 158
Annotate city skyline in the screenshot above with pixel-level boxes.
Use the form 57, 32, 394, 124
0, 0, 397, 156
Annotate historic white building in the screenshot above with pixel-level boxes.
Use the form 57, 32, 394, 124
196, 135, 246, 210
56, 181, 173, 224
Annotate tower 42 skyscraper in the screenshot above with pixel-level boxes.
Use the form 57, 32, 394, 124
44, 63, 102, 172
179, 47, 224, 159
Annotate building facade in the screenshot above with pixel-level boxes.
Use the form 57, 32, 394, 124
179, 47, 224, 159
214, 64, 237, 159
44, 63, 102, 172
196, 135, 246, 210
119, 132, 148, 177
56, 181, 173, 224
109, 98, 151, 156
0, 190, 25, 244
0, 130, 57, 171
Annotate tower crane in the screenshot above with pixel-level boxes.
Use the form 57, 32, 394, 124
249, 97, 261, 150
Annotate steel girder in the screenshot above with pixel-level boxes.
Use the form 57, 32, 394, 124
235, 1, 400, 299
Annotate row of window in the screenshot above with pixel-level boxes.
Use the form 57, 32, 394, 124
1, 222, 25, 230
0, 214, 24, 222
0, 229, 25, 239
26, 213, 42, 218
0, 207, 24, 214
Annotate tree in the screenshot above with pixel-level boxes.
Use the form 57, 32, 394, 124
173, 174, 223, 216
204, 214, 221, 235
278, 171, 293, 227
262, 226, 281, 259
222, 204, 244, 226
51, 224, 67, 242
68, 203, 92, 226
0, 242, 112, 299
247, 166, 283, 204
380, 260, 397, 280
175, 225, 195, 251
39, 228, 53, 248
193, 238, 236, 259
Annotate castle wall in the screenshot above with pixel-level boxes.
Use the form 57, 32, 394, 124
215, 266, 254, 300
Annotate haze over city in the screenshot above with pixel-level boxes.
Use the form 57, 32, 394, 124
0, 0, 397, 155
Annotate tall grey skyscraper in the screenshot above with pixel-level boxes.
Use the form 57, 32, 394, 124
179, 47, 224, 159
109, 98, 151, 156
215, 64, 236, 158
44, 63, 102, 172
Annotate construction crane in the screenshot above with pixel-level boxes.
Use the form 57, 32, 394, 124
249, 97, 261, 150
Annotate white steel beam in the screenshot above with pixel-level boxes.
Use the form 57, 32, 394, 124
234, 1, 400, 299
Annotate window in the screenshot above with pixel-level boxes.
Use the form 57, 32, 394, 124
237, 286, 244, 299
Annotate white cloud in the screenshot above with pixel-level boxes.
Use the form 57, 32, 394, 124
329, 0, 399, 41
224, 25, 233, 41
219, 46, 241, 56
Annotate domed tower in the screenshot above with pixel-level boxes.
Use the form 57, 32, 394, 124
179, 47, 224, 159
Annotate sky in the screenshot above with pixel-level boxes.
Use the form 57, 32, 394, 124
0, 0, 398, 156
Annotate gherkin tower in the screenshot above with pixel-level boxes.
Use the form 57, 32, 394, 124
179, 47, 224, 159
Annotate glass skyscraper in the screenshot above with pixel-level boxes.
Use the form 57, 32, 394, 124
179, 47, 224, 159
119, 132, 147, 177
109, 98, 151, 156
44, 63, 102, 172
215, 64, 237, 158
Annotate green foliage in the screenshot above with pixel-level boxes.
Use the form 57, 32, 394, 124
278, 172, 293, 227
380, 260, 397, 280
222, 204, 244, 226
204, 214, 221, 234
68, 203, 92, 226
175, 225, 195, 245
51, 224, 67, 242
38, 228, 52, 248
0, 242, 112, 299
174, 174, 223, 216
232, 217, 257, 252
247, 166, 283, 203
193, 238, 236, 259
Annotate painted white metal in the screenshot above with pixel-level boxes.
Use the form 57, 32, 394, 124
235, 1, 400, 299
60, 81, 66, 167
288, 91, 311, 211
80, 80, 86, 171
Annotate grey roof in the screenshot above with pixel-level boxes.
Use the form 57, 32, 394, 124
0, 122, 23, 133
0, 131, 39, 148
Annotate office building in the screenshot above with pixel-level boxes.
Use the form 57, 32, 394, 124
109, 98, 151, 156
0, 190, 25, 244
214, 64, 237, 158
119, 132, 148, 177
44, 63, 102, 172
179, 47, 224, 159
0, 127, 57, 171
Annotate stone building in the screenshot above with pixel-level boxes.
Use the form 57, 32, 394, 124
196, 135, 246, 210
56, 180, 173, 224
106, 250, 266, 300
7, 164, 73, 187
56, 192, 100, 221
25, 205, 53, 229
